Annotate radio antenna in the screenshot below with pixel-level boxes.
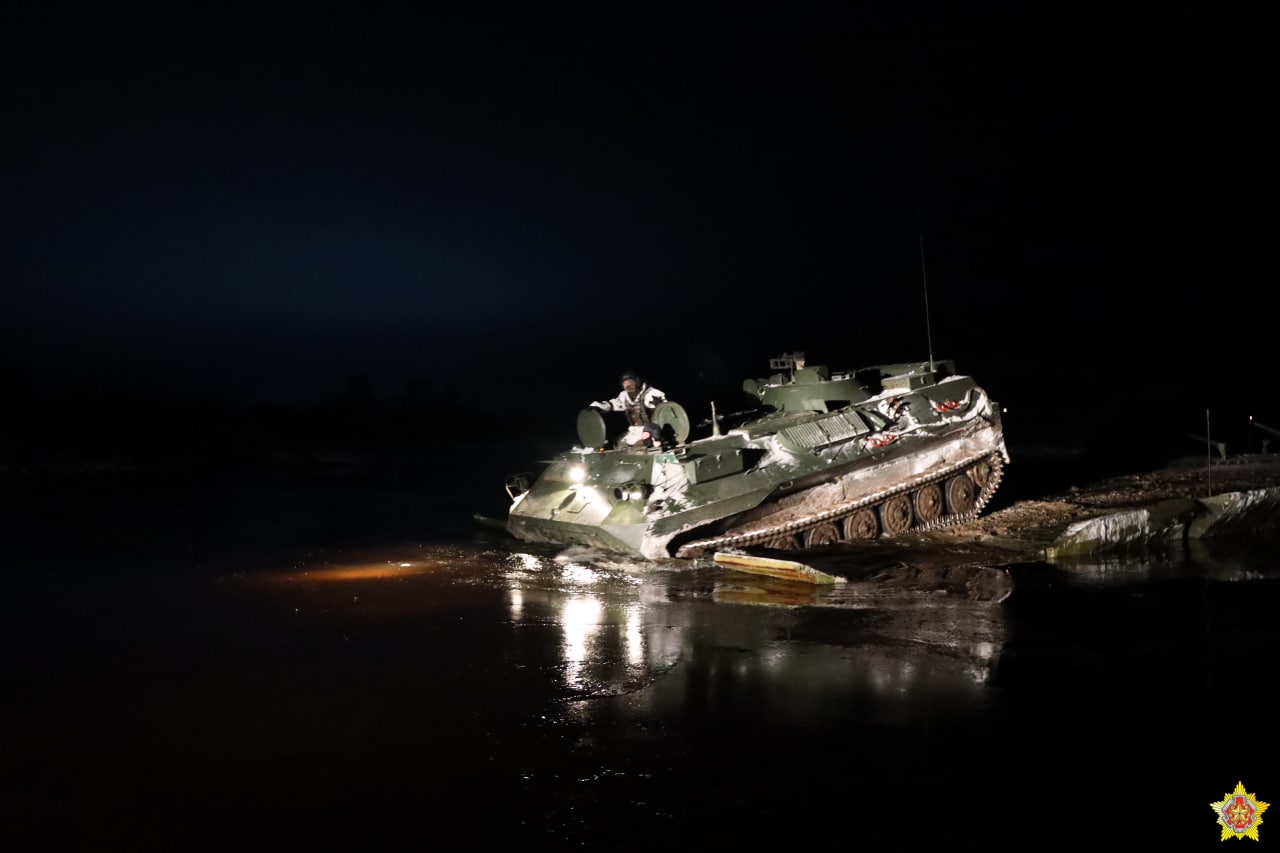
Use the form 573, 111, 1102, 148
919, 232, 935, 371
1205, 409, 1213, 497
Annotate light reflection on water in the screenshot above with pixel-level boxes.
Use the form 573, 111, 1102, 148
221, 533, 1279, 735
231, 538, 1020, 719
11, 516, 1280, 848
469, 543, 1012, 725
267, 560, 429, 582
10, 462, 1280, 850
1048, 538, 1280, 585
502, 549, 681, 705
205, 534, 1279, 813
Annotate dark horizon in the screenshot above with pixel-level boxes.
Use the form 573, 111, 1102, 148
4, 5, 1276, 466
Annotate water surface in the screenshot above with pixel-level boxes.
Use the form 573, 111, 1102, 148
4, 470, 1277, 848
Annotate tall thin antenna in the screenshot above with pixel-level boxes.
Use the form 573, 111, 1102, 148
1205, 409, 1213, 497
919, 233, 935, 371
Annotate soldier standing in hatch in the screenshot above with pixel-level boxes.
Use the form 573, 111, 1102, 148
590, 370, 667, 447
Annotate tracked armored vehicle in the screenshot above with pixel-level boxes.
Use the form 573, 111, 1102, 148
505, 352, 1009, 561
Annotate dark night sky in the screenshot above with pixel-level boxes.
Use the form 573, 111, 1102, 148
2, 3, 1276, 447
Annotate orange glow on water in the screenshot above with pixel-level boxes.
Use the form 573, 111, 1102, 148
256, 560, 439, 584
238, 545, 507, 587
296, 562, 428, 581
240, 545, 514, 584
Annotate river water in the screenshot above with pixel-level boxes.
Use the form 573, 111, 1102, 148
4, 464, 1278, 848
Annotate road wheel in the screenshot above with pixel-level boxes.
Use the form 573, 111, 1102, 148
842, 508, 879, 540
804, 522, 841, 547
913, 483, 943, 523
970, 458, 995, 490
766, 534, 801, 550
946, 473, 977, 514
880, 494, 914, 535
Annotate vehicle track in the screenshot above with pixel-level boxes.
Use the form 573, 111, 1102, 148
674, 452, 1004, 558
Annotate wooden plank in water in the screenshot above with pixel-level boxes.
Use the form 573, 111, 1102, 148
713, 551, 845, 585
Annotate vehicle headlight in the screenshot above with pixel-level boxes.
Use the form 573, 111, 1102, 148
611, 483, 652, 501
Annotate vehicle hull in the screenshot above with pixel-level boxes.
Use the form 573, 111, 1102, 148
506, 356, 1010, 561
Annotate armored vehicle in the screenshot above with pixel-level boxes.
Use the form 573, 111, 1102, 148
504, 352, 1009, 561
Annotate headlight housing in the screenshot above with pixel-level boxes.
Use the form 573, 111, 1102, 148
613, 483, 652, 501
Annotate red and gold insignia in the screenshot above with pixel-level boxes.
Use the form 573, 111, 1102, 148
1211, 781, 1269, 841
864, 432, 897, 449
